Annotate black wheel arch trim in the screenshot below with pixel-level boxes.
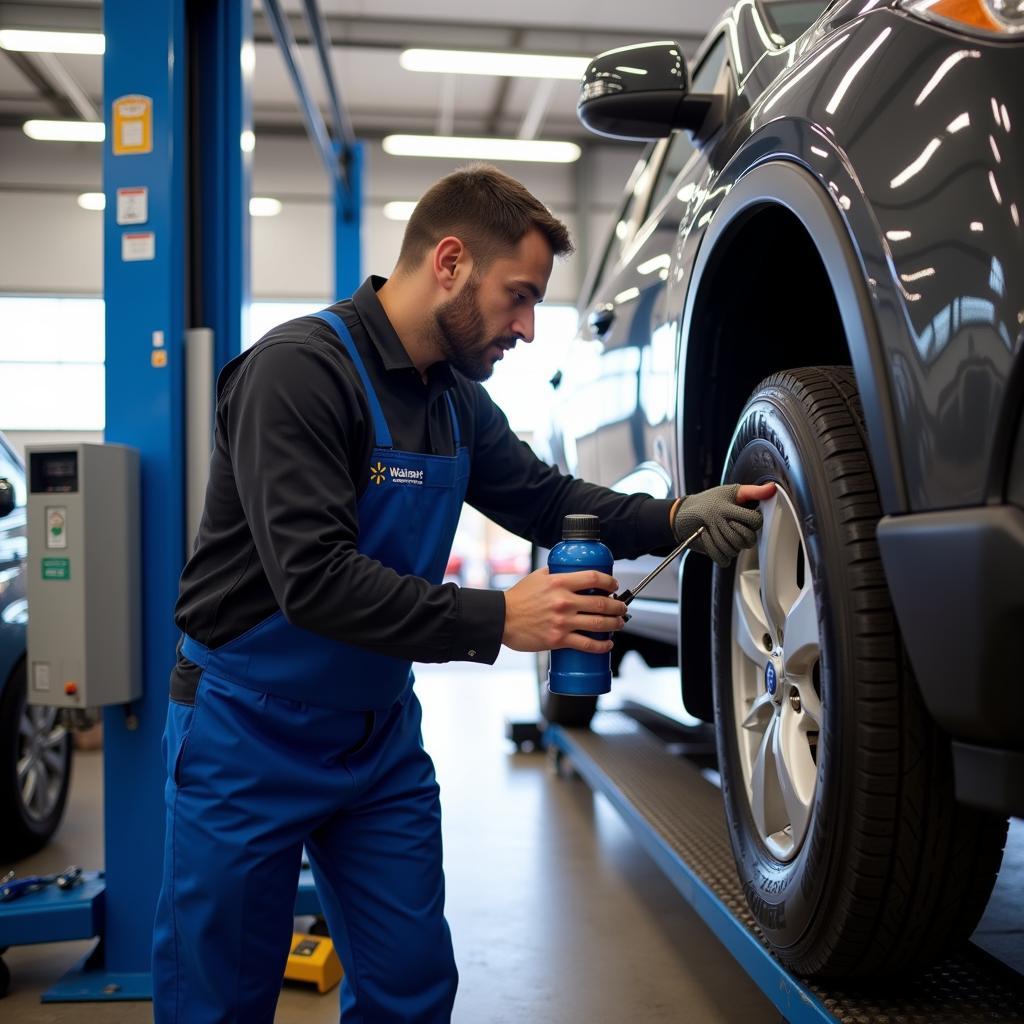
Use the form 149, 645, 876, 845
677, 158, 908, 514
674, 159, 908, 722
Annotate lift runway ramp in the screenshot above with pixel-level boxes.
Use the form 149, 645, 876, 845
545, 713, 1024, 1024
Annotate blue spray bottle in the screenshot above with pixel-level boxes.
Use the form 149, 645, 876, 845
547, 514, 613, 696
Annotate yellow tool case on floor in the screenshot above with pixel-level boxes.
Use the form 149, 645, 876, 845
284, 932, 344, 994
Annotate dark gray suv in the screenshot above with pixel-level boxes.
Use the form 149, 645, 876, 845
0, 432, 72, 862
535, 0, 1023, 979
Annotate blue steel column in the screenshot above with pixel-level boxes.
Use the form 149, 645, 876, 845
191, 0, 252, 368
99, 0, 186, 994
335, 140, 363, 300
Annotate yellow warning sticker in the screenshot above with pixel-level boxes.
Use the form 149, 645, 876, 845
151, 350, 168, 368
112, 95, 153, 155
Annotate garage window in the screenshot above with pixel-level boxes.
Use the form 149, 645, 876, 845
0, 296, 325, 430
0, 296, 105, 430
0, 296, 572, 437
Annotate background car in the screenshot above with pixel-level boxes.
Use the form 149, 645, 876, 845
443, 552, 465, 586
0, 431, 72, 862
534, 0, 1023, 979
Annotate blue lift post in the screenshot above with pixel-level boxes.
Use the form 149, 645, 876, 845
37, 0, 193, 999
191, 0, 253, 373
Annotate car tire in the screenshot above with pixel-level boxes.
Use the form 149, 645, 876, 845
711, 366, 1008, 978
0, 661, 73, 861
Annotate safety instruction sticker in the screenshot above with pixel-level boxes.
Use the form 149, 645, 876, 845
112, 95, 153, 155
32, 662, 51, 693
41, 557, 71, 580
122, 231, 155, 262
46, 506, 67, 549
117, 186, 148, 225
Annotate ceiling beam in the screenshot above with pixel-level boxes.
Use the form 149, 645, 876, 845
485, 29, 522, 137
33, 51, 98, 121
0, 49, 78, 119
0, 3, 703, 55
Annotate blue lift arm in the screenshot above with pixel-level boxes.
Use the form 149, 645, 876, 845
262, 0, 362, 301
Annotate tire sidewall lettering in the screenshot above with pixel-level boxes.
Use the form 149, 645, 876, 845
714, 394, 842, 952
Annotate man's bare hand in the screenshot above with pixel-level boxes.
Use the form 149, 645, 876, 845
502, 567, 627, 654
737, 482, 777, 504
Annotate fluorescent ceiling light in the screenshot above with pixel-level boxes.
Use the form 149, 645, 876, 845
249, 197, 282, 217
383, 201, 417, 221
400, 48, 588, 79
0, 29, 105, 54
23, 119, 105, 142
77, 192, 105, 211
383, 135, 580, 163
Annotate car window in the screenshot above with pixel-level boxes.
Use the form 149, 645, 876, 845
646, 35, 728, 215
759, 0, 832, 44
648, 131, 697, 216
691, 34, 728, 94
588, 149, 658, 300
0, 437, 24, 508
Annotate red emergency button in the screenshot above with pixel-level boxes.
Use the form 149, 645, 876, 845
64, 682, 78, 696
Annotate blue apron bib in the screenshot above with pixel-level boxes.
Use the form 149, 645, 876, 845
180, 308, 470, 710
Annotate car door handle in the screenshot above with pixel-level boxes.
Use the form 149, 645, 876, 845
588, 305, 615, 337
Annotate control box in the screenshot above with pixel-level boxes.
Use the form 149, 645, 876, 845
26, 444, 141, 708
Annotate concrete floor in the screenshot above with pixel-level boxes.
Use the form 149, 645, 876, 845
2, 652, 779, 1023
2, 652, 1021, 1022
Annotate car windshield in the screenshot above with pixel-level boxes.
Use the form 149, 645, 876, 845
759, 0, 832, 43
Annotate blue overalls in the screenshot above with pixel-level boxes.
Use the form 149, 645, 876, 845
152, 310, 469, 1023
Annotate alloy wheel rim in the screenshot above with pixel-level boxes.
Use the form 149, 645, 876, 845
17, 702, 68, 823
730, 486, 822, 861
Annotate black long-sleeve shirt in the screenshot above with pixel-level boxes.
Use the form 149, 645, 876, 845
173, 276, 676, 677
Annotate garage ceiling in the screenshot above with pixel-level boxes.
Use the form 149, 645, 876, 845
0, 0, 723, 142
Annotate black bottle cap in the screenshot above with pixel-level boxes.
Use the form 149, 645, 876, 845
562, 514, 600, 540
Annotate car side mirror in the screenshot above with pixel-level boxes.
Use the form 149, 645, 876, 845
0, 478, 14, 519
578, 41, 721, 141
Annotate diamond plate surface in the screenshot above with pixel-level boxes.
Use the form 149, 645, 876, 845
559, 714, 1024, 1024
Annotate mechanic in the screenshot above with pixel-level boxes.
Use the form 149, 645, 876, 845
151, 163, 773, 1023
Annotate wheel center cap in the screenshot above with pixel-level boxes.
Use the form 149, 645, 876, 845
765, 661, 778, 696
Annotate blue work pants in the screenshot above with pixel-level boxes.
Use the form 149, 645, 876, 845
151, 671, 458, 1023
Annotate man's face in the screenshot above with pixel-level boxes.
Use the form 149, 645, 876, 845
434, 228, 553, 382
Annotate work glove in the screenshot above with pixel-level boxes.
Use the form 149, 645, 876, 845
672, 484, 763, 567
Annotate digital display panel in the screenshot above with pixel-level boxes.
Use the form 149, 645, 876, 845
30, 451, 79, 493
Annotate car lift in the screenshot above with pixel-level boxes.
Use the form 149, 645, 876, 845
0, 0, 358, 1001
533, 709, 1024, 1022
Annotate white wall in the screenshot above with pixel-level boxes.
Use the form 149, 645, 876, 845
0, 127, 640, 305
4, 431, 104, 463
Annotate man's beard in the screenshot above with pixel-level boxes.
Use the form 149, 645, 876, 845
434, 277, 517, 382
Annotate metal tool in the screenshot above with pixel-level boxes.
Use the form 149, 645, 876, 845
0, 865, 83, 903
614, 526, 705, 614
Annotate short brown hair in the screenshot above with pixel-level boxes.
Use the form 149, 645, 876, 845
396, 164, 573, 271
